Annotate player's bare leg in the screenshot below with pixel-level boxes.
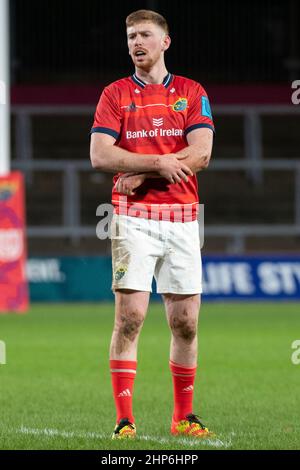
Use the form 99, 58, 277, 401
110, 289, 149, 439
163, 293, 200, 366
110, 289, 149, 360
163, 293, 213, 437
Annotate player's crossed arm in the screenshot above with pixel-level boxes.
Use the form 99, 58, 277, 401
177, 127, 213, 172
114, 127, 213, 195
90, 133, 193, 192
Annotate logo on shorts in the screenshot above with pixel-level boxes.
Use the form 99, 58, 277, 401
172, 97, 188, 112
115, 264, 128, 281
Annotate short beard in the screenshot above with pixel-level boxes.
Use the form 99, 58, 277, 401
132, 56, 156, 72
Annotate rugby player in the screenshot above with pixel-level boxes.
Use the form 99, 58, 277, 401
90, 9, 214, 439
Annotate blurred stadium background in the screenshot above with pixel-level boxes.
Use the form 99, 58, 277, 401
7, 0, 300, 301
1, 0, 300, 450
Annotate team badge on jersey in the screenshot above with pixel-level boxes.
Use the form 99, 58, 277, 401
201, 96, 212, 119
172, 97, 188, 112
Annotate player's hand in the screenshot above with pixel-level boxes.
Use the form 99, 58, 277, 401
116, 173, 146, 195
157, 154, 193, 184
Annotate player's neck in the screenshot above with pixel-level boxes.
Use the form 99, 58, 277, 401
135, 63, 169, 85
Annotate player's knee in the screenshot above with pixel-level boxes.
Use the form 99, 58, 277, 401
170, 314, 197, 342
117, 310, 145, 342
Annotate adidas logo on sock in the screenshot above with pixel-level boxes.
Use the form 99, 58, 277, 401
117, 389, 131, 397
182, 385, 194, 392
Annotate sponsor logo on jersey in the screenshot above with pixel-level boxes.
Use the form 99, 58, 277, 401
172, 97, 188, 112
152, 117, 164, 127
126, 128, 183, 139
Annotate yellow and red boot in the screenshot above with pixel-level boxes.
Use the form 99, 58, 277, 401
171, 413, 214, 438
112, 418, 136, 439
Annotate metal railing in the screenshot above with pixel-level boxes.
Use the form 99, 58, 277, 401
11, 158, 300, 254
11, 104, 300, 253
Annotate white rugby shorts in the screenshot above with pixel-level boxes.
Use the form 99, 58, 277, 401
111, 214, 202, 294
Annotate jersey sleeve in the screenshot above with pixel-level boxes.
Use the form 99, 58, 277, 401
185, 83, 215, 136
90, 85, 122, 140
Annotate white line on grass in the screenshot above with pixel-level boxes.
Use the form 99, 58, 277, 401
18, 426, 105, 440
17, 426, 231, 448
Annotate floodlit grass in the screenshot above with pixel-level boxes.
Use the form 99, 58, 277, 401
0, 302, 299, 450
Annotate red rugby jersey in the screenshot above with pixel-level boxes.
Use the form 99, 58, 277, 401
91, 73, 214, 222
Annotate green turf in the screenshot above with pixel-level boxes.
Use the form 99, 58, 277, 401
0, 302, 299, 450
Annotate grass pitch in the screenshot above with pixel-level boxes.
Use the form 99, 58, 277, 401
0, 302, 299, 450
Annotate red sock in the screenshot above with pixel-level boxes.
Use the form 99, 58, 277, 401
169, 360, 197, 421
110, 359, 137, 423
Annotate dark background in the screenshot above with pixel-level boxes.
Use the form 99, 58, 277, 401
11, 0, 299, 85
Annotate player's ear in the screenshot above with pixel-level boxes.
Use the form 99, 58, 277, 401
162, 34, 171, 51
